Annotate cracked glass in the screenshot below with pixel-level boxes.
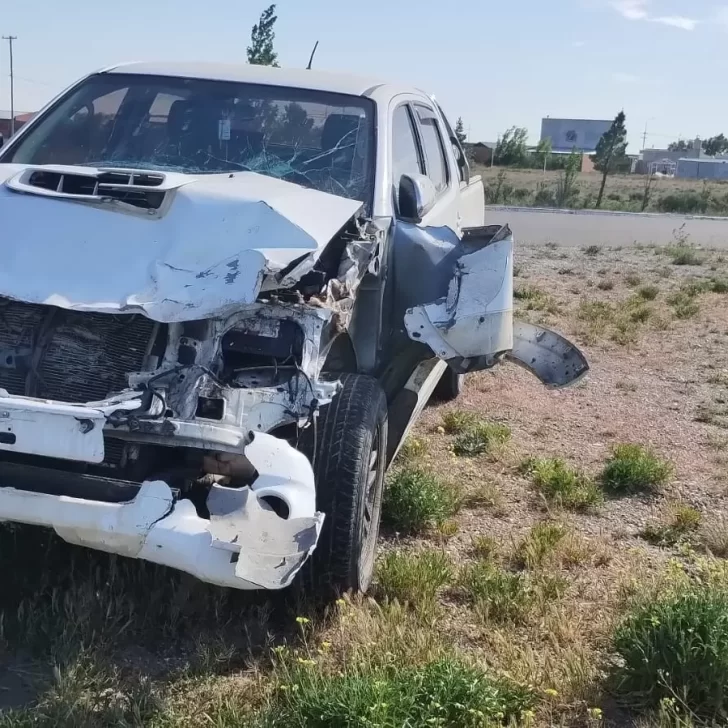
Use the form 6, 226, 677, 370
4, 73, 375, 205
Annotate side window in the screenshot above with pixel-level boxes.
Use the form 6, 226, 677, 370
415, 105, 449, 193
391, 104, 423, 189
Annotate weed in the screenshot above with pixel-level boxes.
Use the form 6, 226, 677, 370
667, 246, 704, 266
638, 284, 660, 301
625, 273, 642, 287
471, 536, 499, 561
260, 656, 535, 728
460, 562, 534, 623
710, 278, 728, 293
514, 284, 559, 313
376, 550, 453, 607
600, 444, 673, 494
513, 522, 567, 569
613, 583, 728, 720
701, 521, 728, 558
576, 300, 615, 341
527, 456, 604, 511
597, 279, 615, 291
640, 504, 702, 547
441, 410, 478, 435
583, 245, 601, 257
453, 421, 511, 457
616, 380, 638, 392
668, 291, 700, 319
398, 436, 426, 462
383, 465, 462, 534
463, 480, 503, 510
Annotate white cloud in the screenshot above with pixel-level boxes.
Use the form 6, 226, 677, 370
652, 15, 697, 29
611, 0, 649, 20
716, 6, 728, 28
612, 72, 641, 84
572, 40, 586, 47
610, 0, 697, 29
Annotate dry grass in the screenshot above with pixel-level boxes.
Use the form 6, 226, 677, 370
5, 242, 728, 726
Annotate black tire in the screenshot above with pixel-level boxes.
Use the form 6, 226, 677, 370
300, 373, 388, 596
433, 367, 464, 402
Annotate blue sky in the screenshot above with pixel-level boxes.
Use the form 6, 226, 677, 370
0, 0, 724, 150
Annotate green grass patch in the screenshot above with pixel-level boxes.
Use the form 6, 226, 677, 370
383, 465, 462, 534
624, 273, 642, 287
453, 421, 511, 457
600, 444, 673, 494
513, 522, 567, 569
665, 245, 705, 266
668, 291, 700, 319
514, 284, 560, 314
637, 284, 660, 301
526, 457, 604, 511
640, 504, 702, 547
259, 656, 535, 728
442, 411, 511, 457
376, 550, 453, 607
612, 583, 728, 721
459, 562, 534, 624
441, 410, 479, 435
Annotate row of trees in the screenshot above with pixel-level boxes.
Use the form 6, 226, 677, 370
668, 135, 728, 157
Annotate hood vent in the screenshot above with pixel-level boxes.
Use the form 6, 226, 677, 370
8, 167, 168, 211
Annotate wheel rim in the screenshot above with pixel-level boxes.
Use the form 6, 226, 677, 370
358, 424, 384, 589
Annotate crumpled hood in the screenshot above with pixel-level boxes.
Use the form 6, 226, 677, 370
0, 165, 363, 322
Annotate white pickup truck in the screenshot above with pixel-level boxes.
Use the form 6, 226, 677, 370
0, 62, 588, 596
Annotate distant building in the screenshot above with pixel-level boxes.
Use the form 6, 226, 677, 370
677, 158, 728, 180
540, 118, 612, 153
0, 110, 34, 139
464, 141, 496, 165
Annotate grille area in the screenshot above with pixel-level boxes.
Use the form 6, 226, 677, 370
0, 299, 158, 403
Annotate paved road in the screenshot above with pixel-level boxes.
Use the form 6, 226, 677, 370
485, 206, 728, 248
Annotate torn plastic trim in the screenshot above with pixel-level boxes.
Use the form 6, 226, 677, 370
0, 432, 323, 590
507, 321, 590, 388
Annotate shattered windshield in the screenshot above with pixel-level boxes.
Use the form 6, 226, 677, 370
3, 73, 375, 204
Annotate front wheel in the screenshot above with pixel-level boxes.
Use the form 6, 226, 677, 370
300, 373, 388, 596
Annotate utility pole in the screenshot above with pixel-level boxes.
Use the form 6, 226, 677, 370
2, 36, 17, 136
642, 122, 648, 151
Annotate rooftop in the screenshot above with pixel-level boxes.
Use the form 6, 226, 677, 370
105, 62, 387, 98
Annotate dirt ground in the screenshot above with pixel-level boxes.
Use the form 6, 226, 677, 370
2, 242, 728, 725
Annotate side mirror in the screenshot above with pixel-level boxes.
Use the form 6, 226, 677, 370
398, 173, 437, 223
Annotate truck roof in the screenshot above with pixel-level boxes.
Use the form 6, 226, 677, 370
104, 62, 386, 98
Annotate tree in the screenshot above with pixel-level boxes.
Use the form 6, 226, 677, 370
534, 138, 552, 172
591, 111, 627, 209
247, 5, 279, 66
702, 134, 728, 157
668, 140, 690, 152
495, 126, 528, 167
454, 117, 467, 145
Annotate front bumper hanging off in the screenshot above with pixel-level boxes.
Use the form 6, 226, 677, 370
0, 392, 324, 590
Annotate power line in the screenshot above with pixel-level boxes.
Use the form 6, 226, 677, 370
2, 36, 17, 136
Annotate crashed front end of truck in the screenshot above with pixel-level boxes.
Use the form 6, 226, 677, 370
0, 166, 384, 590
0, 163, 588, 591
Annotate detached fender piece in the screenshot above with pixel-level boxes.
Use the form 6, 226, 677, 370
508, 321, 589, 388
403, 226, 514, 373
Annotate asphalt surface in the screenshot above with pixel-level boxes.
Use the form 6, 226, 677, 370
485, 206, 728, 248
